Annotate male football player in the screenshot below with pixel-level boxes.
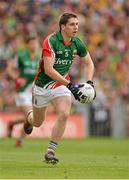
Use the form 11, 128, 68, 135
24, 12, 95, 163
7, 35, 40, 147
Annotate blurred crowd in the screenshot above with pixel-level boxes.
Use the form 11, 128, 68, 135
0, 0, 129, 134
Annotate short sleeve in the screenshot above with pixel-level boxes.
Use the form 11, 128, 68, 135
42, 36, 55, 58
76, 37, 88, 57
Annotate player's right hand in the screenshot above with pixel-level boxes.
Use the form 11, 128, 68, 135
15, 77, 26, 91
67, 82, 84, 100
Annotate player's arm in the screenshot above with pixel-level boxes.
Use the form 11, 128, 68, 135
76, 37, 95, 86
42, 36, 70, 86
6, 61, 19, 80
43, 56, 70, 86
80, 52, 95, 81
81, 52, 96, 99
6, 57, 26, 91
44, 56, 83, 100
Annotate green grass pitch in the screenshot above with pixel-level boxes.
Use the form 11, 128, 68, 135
0, 138, 128, 179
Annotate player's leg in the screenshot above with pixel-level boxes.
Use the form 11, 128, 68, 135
24, 84, 52, 134
24, 105, 47, 134
10, 91, 33, 145
24, 87, 50, 134
44, 94, 71, 164
15, 105, 31, 147
7, 92, 26, 138
15, 128, 26, 147
51, 95, 71, 142
8, 92, 31, 139
7, 117, 24, 138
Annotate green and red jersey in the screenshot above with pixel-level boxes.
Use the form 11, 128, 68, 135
35, 31, 88, 89
17, 50, 40, 92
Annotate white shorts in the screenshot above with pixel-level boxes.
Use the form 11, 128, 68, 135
32, 85, 71, 107
15, 92, 32, 106
15, 84, 32, 106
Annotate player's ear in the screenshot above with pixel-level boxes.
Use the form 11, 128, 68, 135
61, 24, 65, 31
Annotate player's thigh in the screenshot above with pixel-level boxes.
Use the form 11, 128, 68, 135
51, 85, 72, 114
52, 96, 71, 115
32, 86, 51, 124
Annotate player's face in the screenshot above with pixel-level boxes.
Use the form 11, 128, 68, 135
28, 38, 38, 52
63, 17, 79, 38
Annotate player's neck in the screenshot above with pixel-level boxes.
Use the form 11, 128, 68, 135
29, 48, 36, 54
61, 31, 71, 43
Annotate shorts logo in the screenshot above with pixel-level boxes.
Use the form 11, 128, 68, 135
32, 95, 37, 105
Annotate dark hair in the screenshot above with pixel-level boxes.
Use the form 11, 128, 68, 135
25, 33, 37, 43
59, 12, 78, 31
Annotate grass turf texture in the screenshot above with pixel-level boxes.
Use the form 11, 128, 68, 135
0, 138, 128, 179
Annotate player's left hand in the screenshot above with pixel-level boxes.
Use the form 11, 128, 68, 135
87, 80, 96, 99
87, 80, 94, 87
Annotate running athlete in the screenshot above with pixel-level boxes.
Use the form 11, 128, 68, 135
24, 12, 95, 163
7, 35, 40, 147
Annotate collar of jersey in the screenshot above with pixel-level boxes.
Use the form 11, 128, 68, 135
56, 31, 76, 42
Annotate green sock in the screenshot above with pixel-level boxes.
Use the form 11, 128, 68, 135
47, 140, 58, 154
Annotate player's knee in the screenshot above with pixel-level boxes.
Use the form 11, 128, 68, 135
58, 111, 69, 121
33, 120, 42, 127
